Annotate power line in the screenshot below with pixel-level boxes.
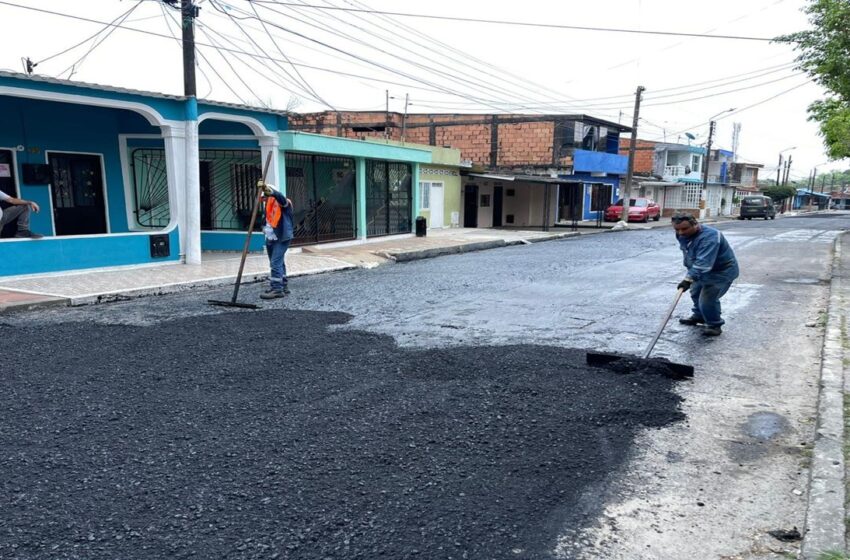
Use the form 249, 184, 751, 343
251, 1, 779, 41
57, 1, 145, 79
247, 0, 556, 114
34, 1, 144, 68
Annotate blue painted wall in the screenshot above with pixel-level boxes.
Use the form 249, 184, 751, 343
573, 149, 628, 174
0, 228, 179, 277
0, 96, 161, 236
558, 172, 620, 221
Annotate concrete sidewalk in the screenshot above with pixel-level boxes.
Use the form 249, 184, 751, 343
0, 228, 578, 311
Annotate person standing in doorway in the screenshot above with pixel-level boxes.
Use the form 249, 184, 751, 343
0, 191, 43, 238
672, 213, 739, 336
258, 180, 294, 299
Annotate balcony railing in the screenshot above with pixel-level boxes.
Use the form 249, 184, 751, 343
664, 165, 687, 177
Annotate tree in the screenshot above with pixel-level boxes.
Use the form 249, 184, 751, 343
763, 184, 799, 202
778, 0, 850, 159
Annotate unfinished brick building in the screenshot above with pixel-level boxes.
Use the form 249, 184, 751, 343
290, 111, 630, 228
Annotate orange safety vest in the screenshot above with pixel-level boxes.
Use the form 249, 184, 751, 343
265, 197, 282, 228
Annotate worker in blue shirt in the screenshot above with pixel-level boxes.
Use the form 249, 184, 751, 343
257, 180, 294, 299
672, 213, 739, 336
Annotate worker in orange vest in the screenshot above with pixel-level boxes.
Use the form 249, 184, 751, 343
258, 180, 294, 299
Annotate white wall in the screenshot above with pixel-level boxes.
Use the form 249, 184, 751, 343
476, 183, 494, 228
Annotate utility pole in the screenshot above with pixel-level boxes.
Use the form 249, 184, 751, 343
783, 156, 792, 187
401, 93, 409, 143
701, 120, 717, 208
181, 0, 198, 97
620, 85, 645, 224
385, 90, 390, 139
776, 153, 783, 187
811, 167, 818, 190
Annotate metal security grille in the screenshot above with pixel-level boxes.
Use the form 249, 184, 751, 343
200, 151, 262, 231
131, 149, 170, 227
132, 149, 262, 230
285, 152, 356, 246
366, 160, 412, 237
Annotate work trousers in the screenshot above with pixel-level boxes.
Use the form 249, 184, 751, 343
689, 262, 740, 328
266, 238, 291, 292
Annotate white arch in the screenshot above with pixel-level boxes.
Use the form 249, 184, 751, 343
197, 111, 275, 137
0, 86, 177, 128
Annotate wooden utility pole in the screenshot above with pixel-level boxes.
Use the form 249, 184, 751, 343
621, 85, 645, 223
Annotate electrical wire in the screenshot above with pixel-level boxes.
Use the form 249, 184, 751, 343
34, 1, 144, 68
246, 0, 557, 114
57, 1, 145, 79
250, 1, 779, 41
159, 1, 214, 98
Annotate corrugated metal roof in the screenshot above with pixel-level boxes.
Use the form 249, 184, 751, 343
0, 71, 289, 116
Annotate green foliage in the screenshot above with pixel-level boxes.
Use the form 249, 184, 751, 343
763, 184, 798, 201
777, 0, 850, 159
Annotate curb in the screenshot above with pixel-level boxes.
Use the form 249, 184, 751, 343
0, 293, 70, 313
801, 232, 847, 559
384, 232, 576, 262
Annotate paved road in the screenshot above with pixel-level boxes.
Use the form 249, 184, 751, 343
2, 214, 846, 559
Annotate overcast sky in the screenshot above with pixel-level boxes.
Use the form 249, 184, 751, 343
1, 0, 847, 183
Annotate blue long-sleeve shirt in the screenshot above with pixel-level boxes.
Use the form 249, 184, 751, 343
677, 225, 738, 282
265, 190, 294, 241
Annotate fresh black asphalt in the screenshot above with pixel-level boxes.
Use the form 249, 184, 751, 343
2, 308, 684, 559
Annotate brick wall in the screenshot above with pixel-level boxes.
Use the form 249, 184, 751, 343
496, 121, 554, 167
618, 138, 656, 174
292, 111, 610, 169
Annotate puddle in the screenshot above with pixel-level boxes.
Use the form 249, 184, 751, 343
741, 411, 790, 441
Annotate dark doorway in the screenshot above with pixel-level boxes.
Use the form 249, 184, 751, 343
492, 186, 503, 227
558, 183, 583, 231
463, 184, 478, 227
48, 152, 107, 236
0, 149, 17, 238
199, 161, 213, 230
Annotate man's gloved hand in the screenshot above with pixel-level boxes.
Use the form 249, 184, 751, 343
257, 180, 274, 196
677, 278, 693, 292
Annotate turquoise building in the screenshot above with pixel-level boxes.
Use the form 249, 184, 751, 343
0, 72, 431, 277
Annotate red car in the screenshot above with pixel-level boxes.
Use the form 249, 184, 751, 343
604, 198, 661, 222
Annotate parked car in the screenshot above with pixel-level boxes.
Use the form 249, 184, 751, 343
738, 195, 776, 220
604, 198, 661, 222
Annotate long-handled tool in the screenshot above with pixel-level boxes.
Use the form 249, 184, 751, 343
586, 287, 695, 378
208, 152, 273, 310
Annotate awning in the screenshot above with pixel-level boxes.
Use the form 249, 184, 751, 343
467, 173, 582, 185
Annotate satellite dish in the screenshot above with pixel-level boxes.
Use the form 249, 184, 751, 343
685, 132, 696, 140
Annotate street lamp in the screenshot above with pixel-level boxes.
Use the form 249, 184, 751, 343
700, 109, 736, 210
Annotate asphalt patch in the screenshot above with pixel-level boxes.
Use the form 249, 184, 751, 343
2, 310, 684, 559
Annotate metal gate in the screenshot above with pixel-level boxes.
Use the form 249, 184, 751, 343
132, 148, 262, 230
285, 153, 356, 246
365, 160, 412, 237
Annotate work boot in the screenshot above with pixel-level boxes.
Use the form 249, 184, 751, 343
703, 326, 723, 336
14, 230, 43, 239
679, 315, 704, 326
260, 290, 285, 300
282, 286, 291, 295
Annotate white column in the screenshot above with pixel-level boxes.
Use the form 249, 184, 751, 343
161, 124, 187, 261
184, 118, 201, 264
